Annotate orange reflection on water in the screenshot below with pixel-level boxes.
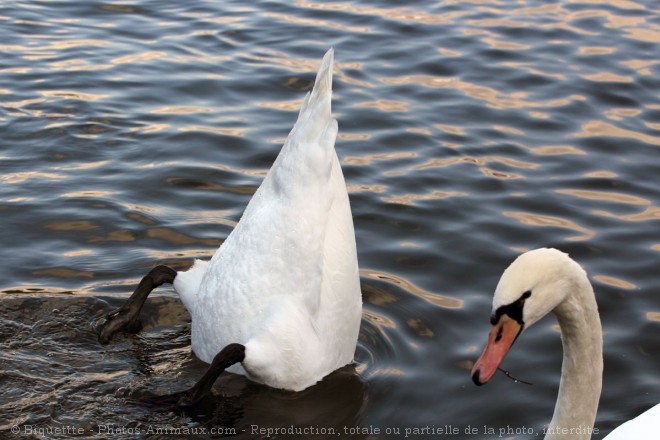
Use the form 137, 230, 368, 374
647, 312, 660, 322
343, 151, 417, 166
581, 72, 634, 83
413, 155, 538, 170
63, 250, 94, 257
367, 368, 406, 378
529, 145, 585, 156
297, 1, 468, 25
206, 16, 246, 25
47, 220, 98, 232
265, 12, 371, 33
3, 97, 41, 110
567, 0, 645, 10
593, 275, 636, 290
166, 177, 257, 196
146, 227, 221, 247
100, 4, 137, 13
578, 46, 617, 55
480, 167, 522, 180
492, 124, 524, 135
435, 124, 465, 135
583, 171, 617, 178
88, 230, 135, 243
346, 184, 387, 194
0, 67, 30, 74
382, 190, 467, 206
2, 285, 75, 295
438, 48, 461, 57
380, 74, 585, 110
56, 160, 111, 171
151, 106, 213, 114
112, 51, 167, 65
622, 59, 660, 75
62, 190, 116, 198
575, 121, 660, 146
208, 163, 267, 178
556, 189, 650, 206
178, 210, 238, 228
2, 171, 65, 184
40, 39, 108, 51
566, 8, 647, 29
41, 90, 108, 101
145, 248, 216, 262
407, 127, 433, 136
129, 123, 170, 133
178, 125, 249, 137
623, 27, 660, 43
605, 108, 642, 121
503, 211, 595, 241
258, 99, 305, 111
500, 62, 566, 80
49, 59, 113, 73
356, 99, 409, 113
125, 205, 159, 217
361, 269, 463, 309
593, 206, 660, 222
243, 48, 374, 88
362, 283, 399, 306
33, 268, 94, 279
466, 18, 527, 29
406, 318, 434, 337
363, 309, 396, 329
482, 37, 530, 51
338, 132, 371, 141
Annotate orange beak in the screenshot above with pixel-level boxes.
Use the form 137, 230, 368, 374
471, 314, 523, 385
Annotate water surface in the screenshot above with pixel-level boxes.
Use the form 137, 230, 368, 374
1, 1, 659, 439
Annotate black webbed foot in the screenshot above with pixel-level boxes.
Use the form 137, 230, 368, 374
98, 265, 177, 344
143, 344, 246, 411
98, 306, 144, 344
140, 388, 206, 412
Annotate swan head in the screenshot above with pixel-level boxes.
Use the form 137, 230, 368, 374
471, 248, 586, 385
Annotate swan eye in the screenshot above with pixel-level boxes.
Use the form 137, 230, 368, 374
492, 290, 532, 325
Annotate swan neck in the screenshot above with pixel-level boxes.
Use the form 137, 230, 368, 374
546, 280, 603, 440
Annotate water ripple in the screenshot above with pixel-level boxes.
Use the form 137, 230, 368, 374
1, 0, 659, 437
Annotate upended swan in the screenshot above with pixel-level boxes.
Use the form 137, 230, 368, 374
99, 48, 362, 407
471, 248, 659, 439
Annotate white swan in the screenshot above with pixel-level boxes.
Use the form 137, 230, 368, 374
99, 48, 362, 407
471, 247, 659, 439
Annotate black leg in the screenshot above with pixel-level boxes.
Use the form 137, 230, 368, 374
98, 265, 177, 344
152, 343, 246, 410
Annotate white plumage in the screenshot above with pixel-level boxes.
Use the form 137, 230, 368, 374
472, 248, 659, 439
173, 48, 361, 391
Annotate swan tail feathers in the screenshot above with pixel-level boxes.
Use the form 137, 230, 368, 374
173, 259, 209, 314
288, 48, 335, 152
312, 47, 333, 103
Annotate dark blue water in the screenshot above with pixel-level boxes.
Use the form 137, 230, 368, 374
1, 1, 658, 439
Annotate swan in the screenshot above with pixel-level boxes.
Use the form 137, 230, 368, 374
98, 48, 362, 408
471, 247, 660, 439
